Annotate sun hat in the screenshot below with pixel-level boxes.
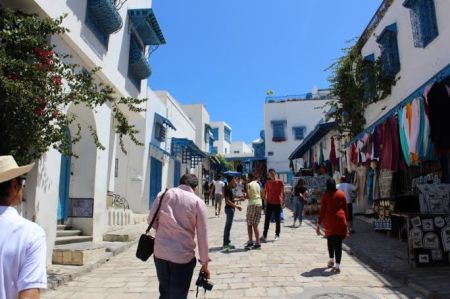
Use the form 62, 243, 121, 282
0, 156, 35, 184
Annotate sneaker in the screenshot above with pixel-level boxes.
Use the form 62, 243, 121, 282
274, 235, 280, 241
260, 236, 267, 243
331, 267, 341, 274
252, 244, 261, 250
227, 244, 235, 249
244, 241, 253, 250
327, 260, 335, 268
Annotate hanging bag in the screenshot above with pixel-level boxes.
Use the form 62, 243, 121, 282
136, 189, 168, 261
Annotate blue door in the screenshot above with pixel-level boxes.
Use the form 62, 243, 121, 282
57, 153, 71, 222
174, 160, 181, 187
150, 157, 163, 208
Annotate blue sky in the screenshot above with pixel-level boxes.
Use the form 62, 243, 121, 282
149, 0, 382, 143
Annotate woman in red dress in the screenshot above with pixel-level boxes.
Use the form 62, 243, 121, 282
316, 178, 348, 273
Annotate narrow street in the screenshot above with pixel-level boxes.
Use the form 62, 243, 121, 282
42, 203, 420, 299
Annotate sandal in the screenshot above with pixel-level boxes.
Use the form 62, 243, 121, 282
331, 267, 341, 274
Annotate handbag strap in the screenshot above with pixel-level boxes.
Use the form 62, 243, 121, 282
146, 188, 169, 234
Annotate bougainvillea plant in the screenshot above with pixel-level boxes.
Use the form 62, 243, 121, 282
0, 9, 146, 164
327, 42, 396, 138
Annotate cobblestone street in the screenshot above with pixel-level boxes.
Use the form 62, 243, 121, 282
42, 203, 422, 299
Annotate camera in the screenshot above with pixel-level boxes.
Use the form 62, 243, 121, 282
196, 271, 213, 292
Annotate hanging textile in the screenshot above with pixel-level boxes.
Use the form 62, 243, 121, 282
398, 99, 421, 166
367, 167, 375, 205
426, 81, 450, 152
329, 136, 337, 165
319, 142, 324, 165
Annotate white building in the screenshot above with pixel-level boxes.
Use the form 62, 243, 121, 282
0, 0, 166, 264
210, 121, 232, 155
264, 88, 333, 183
356, 0, 450, 128
181, 103, 213, 153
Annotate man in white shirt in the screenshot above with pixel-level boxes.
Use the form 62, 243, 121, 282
0, 156, 47, 299
211, 175, 225, 216
337, 176, 357, 233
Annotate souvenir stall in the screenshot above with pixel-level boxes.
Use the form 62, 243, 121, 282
344, 70, 450, 267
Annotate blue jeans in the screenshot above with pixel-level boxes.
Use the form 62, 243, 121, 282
293, 197, 304, 223
223, 207, 235, 246
154, 257, 196, 299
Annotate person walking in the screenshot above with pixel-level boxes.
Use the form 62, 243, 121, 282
202, 180, 210, 205
244, 173, 263, 250
292, 179, 308, 227
223, 177, 242, 250
0, 155, 47, 299
316, 178, 349, 274
148, 174, 210, 299
337, 177, 357, 233
261, 169, 285, 242
211, 175, 225, 216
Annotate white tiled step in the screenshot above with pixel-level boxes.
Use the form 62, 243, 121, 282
56, 230, 82, 237
55, 236, 93, 245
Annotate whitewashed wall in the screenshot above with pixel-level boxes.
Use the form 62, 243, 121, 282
181, 104, 211, 152
210, 121, 232, 155
362, 0, 450, 126
264, 99, 328, 173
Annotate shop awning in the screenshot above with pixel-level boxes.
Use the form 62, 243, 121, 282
128, 9, 166, 46
171, 138, 207, 167
289, 121, 336, 160
154, 113, 176, 130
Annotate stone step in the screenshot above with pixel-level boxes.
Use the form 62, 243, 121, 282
52, 242, 107, 266
56, 230, 82, 237
57, 224, 73, 230
55, 236, 93, 245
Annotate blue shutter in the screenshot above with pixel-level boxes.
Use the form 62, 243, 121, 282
174, 160, 181, 187
403, 0, 438, 48
58, 129, 72, 222
149, 157, 163, 208
271, 120, 287, 142
376, 23, 400, 78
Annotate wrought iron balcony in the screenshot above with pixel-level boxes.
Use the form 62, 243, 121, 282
129, 38, 151, 80
88, 0, 123, 35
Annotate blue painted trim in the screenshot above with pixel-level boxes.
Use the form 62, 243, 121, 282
149, 142, 171, 157
128, 9, 166, 46
154, 113, 176, 130
149, 157, 163, 207
376, 23, 397, 43
347, 63, 450, 146
289, 121, 336, 160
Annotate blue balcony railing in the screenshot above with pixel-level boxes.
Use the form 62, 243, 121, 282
88, 0, 123, 35
129, 38, 151, 80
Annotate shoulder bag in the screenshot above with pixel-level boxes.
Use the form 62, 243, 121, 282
136, 188, 168, 261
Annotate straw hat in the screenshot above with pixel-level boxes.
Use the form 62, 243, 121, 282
0, 156, 35, 184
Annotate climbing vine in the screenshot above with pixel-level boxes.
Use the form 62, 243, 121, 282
0, 9, 146, 164
327, 42, 397, 138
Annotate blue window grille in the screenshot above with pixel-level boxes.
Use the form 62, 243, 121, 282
128, 34, 151, 91
211, 147, 218, 155
292, 126, 306, 140
403, 0, 438, 48
85, 0, 124, 49
209, 138, 215, 153
271, 120, 287, 142
362, 54, 376, 102
211, 128, 219, 141
224, 127, 231, 143
253, 143, 265, 159
376, 23, 401, 78
154, 123, 166, 142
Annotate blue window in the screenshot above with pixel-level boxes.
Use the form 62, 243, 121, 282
271, 120, 287, 142
292, 126, 306, 140
211, 128, 219, 141
211, 147, 218, 155
154, 123, 166, 142
362, 54, 376, 102
224, 127, 231, 143
209, 137, 215, 153
403, 0, 438, 48
376, 23, 400, 78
